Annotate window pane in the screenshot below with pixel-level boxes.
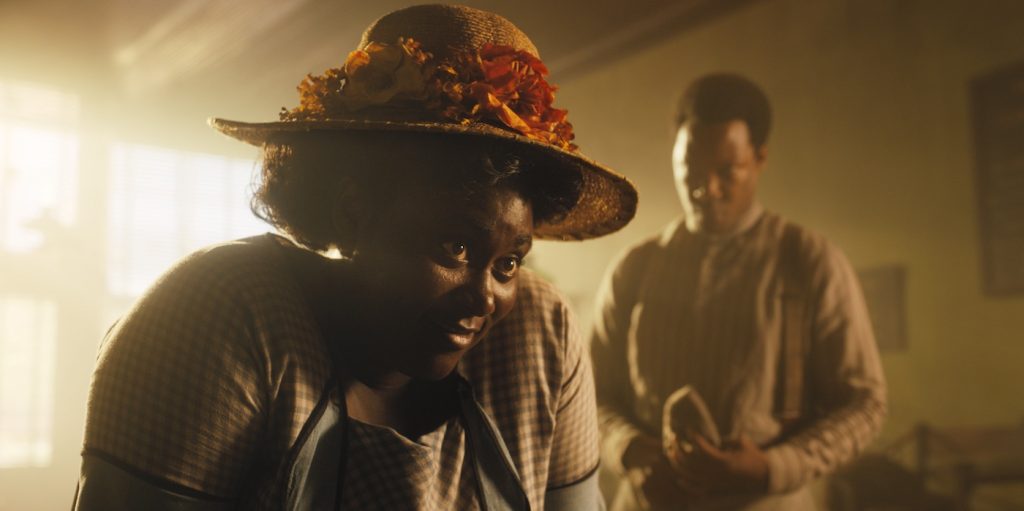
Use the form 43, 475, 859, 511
0, 81, 79, 125
107, 143, 265, 297
0, 297, 57, 468
0, 82, 79, 253
0, 81, 76, 469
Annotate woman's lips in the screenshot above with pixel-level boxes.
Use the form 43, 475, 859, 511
428, 318, 484, 349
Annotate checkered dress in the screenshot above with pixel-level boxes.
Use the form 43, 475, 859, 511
82, 234, 599, 509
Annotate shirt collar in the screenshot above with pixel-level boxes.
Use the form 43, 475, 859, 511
697, 200, 765, 245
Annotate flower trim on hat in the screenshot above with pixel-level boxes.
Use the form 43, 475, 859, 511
280, 38, 577, 152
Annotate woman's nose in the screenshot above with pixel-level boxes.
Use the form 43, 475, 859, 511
461, 270, 496, 317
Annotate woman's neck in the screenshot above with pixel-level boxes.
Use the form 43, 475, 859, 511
344, 375, 458, 439
276, 240, 458, 437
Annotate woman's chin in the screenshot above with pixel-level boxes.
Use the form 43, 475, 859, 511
401, 352, 464, 381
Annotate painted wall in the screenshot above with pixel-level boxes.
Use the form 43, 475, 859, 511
3, 1, 1023, 509
532, 0, 1024, 440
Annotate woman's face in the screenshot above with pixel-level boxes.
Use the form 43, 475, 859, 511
347, 182, 533, 382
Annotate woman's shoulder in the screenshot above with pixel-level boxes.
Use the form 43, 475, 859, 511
502, 268, 578, 346
102, 233, 302, 355
86, 234, 319, 497
103, 233, 322, 375
127, 234, 306, 314
514, 267, 570, 311
459, 269, 591, 502
463, 268, 578, 386
157, 234, 284, 286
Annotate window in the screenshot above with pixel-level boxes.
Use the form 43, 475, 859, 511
0, 81, 266, 470
107, 143, 266, 297
0, 81, 79, 253
0, 81, 77, 468
0, 297, 58, 468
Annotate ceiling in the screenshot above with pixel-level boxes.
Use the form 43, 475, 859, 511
1, 0, 755, 151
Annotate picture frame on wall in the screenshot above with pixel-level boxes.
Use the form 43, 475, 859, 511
857, 264, 908, 353
970, 61, 1024, 296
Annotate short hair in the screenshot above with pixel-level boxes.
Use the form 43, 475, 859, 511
251, 131, 581, 251
674, 73, 772, 148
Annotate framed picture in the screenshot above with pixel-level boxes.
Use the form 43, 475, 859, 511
857, 265, 907, 353
971, 61, 1024, 295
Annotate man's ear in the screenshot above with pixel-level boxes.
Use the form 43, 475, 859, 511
753, 144, 768, 176
755, 144, 768, 165
330, 178, 365, 258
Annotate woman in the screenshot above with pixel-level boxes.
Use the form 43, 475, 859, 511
74, 5, 637, 510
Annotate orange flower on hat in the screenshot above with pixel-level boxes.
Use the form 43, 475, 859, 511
338, 38, 432, 111
465, 44, 575, 151
286, 67, 345, 121
281, 38, 576, 151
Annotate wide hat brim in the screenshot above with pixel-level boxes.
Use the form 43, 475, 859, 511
209, 116, 638, 241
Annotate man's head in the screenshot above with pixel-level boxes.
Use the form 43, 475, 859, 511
672, 73, 771, 234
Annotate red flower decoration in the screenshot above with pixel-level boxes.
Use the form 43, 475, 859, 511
281, 39, 577, 152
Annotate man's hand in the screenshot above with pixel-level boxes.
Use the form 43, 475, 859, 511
621, 434, 696, 508
669, 434, 770, 496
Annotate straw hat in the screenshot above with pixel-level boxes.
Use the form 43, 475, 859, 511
210, 4, 637, 240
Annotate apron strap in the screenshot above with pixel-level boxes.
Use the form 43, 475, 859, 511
283, 385, 347, 510
283, 376, 531, 510
456, 376, 532, 511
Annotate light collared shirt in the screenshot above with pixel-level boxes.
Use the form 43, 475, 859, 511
591, 208, 886, 510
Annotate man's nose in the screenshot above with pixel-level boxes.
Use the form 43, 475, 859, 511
699, 173, 723, 200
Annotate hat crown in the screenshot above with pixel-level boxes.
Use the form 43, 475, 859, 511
359, 4, 539, 60
210, 4, 638, 241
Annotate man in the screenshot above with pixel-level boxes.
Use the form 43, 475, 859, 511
591, 73, 886, 510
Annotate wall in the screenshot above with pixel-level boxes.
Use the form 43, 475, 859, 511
4, 1, 1024, 509
531, 0, 1024, 439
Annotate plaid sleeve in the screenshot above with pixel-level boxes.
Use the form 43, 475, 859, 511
546, 298, 601, 488
83, 242, 272, 499
461, 269, 601, 506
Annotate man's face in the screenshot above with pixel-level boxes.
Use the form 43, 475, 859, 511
672, 120, 766, 234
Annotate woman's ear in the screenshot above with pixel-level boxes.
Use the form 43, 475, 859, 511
330, 178, 365, 258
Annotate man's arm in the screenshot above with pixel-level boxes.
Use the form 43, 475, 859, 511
763, 240, 888, 493
589, 241, 656, 476
590, 240, 703, 508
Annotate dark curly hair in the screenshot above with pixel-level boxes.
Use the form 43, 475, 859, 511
674, 73, 772, 148
251, 130, 581, 251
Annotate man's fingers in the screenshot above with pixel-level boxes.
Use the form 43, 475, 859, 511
675, 472, 708, 497
738, 435, 760, 452
675, 457, 713, 489
693, 433, 723, 458
665, 438, 694, 470
642, 460, 695, 502
657, 458, 708, 498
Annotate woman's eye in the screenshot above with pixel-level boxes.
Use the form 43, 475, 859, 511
440, 241, 469, 262
494, 256, 521, 279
